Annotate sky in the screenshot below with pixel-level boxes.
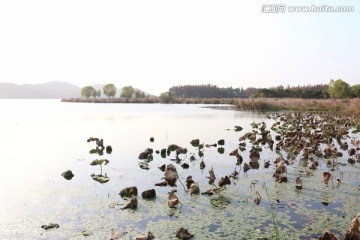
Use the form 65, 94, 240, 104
0, 0, 359, 95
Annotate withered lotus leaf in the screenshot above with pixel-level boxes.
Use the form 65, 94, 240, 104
121, 195, 138, 210
348, 213, 360, 232
168, 189, 181, 208
318, 231, 339, 240
218, 175, 231, 188
164, 164, 179, 187
323, 171, 332, 184
141, 189, 156, 199
119, 186, 138, 198
110, 229, 127, 240
135, 231, 154, 240
188, 183, 200, 195
243, 163, 251, 173
175, 227, 194, 240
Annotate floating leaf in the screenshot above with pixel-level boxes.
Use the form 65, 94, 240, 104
81, 230, 92, 237
90, 159, 109, 166
176, 227, 193, 240
91, 173, 110, 184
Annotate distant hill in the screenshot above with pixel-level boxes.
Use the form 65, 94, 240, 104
0, 81, 81, 99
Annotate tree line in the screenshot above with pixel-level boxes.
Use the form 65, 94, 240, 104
80, 79, 360, 101
81, 84, 148, 99
168, 80, 360, 99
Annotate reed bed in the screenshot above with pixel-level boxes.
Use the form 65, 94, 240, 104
235, 98, 359, 113
62, 97, 360, 120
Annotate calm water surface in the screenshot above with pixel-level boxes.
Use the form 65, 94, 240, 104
0, 100, 358, 239
0, 100, 264, 219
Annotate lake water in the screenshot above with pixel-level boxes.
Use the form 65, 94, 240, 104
0, 100, 359, 239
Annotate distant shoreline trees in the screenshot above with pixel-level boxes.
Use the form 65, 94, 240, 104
103, 84, 117, 98
168, 80, 358, 99
80, 79, 358, 101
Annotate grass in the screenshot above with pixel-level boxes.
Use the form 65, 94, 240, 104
263, 183, 281, 240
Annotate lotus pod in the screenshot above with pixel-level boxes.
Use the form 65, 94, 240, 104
295, 176, 302, 190
200, 159, 205, 169
175, 227, 194, 240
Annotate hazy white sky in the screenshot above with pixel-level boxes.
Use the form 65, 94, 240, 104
0, 0, 359, 95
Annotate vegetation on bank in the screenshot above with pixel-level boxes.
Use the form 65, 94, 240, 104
169, 79, 360, 99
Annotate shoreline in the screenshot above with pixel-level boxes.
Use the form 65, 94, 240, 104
61, 97, 360, 120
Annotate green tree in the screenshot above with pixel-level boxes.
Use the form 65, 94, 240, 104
120, 86, 135, 99
96, 89, 101, 98
159, 92, 175, 103
103, 84, 117, 98
351, 84, 360, 98
134, 90, 146, 98
328, 79, 351, 99
81, 86, 96, 98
